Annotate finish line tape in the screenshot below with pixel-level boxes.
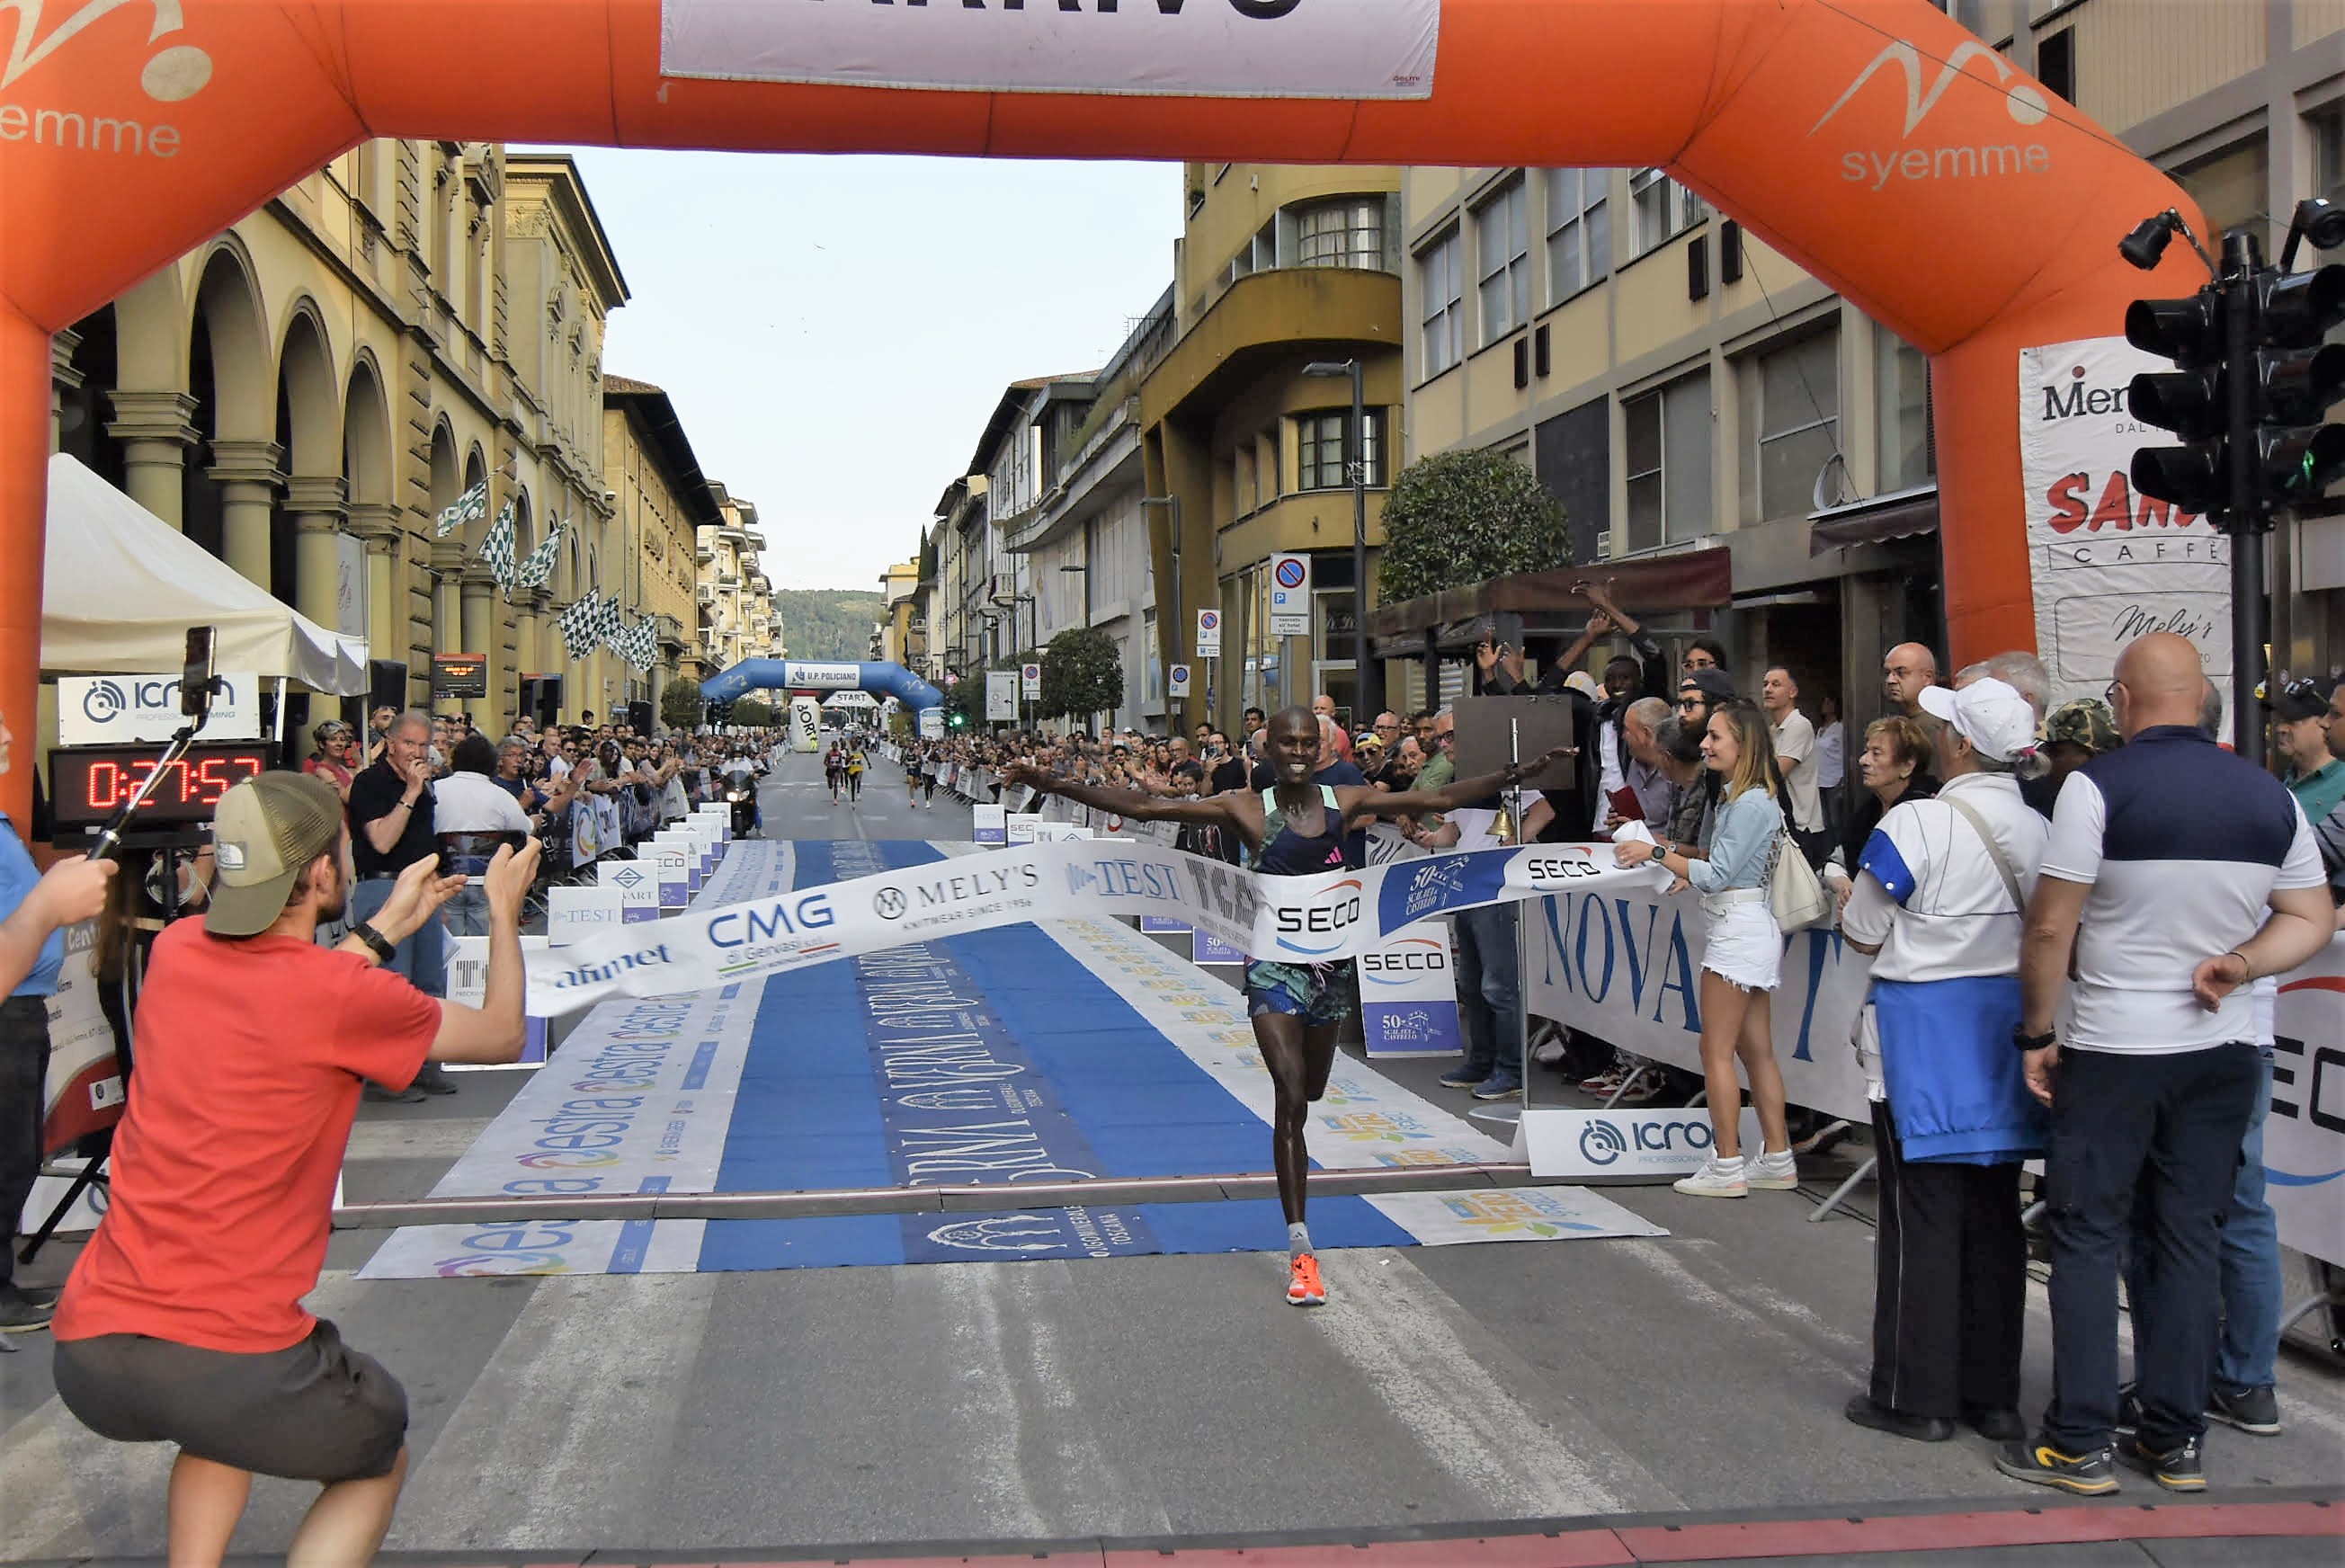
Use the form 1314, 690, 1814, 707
524, 840, 1672, 1017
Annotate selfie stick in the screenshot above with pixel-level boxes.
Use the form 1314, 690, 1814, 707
90, 631, 221, 863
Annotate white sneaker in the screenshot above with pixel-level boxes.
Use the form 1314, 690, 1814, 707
1749, 1149, 1799, 1190
1673, 1155, 1748, 1198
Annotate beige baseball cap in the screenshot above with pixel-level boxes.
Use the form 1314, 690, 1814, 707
206, 771, 345, 938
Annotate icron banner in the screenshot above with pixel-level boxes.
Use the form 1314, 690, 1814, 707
660, 0, 1440, 100
2019, 335, 2232, 712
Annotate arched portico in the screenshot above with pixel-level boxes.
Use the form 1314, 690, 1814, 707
0, 0, 2208, 823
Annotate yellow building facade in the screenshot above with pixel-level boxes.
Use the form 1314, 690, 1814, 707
1139, 163, 1404, 734
46, 141, 727, 734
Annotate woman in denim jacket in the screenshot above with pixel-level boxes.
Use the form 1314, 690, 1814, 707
1614, 699, 1797, 1197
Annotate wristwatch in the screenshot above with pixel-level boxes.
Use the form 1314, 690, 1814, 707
350, 920, 397, 964
1649, 842, 1669, 866
2011, 1024, 2057, 1054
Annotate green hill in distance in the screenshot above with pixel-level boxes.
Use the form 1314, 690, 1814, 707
768, 587, 888, 662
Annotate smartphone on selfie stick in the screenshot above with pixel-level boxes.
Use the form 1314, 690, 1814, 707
88, 627, 218, 863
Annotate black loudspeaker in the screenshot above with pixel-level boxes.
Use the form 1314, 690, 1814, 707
368, 659, 408, 715
536, 674, 564, 726
627, 699, 655, 735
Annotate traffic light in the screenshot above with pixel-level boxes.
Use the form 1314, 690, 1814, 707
2127, 261, 2345, 529
2126, 286, 2227, 519
2247, 265, 2345, 505
948, 709, 967, 732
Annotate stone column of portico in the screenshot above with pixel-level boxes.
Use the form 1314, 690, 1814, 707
285, 474, 350, 638
104, 390, 201, 528
49, 329, 82, 450
207, 439, 282, 590
459, 564, 500, 729
345, 503, 404, 696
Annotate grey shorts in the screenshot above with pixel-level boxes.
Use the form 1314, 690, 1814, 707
54, 1317, 406, 1482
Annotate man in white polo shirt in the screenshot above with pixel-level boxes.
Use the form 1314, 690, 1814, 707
2002, 634, 2332, 1497
1762, 667, 1823, 853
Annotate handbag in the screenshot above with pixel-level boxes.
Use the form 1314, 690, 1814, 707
1766, 822, 1832, 931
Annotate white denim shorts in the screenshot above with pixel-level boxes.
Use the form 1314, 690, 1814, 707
1701, 898, 1782, 992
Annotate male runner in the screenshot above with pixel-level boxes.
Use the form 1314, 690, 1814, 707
846, 743, 866, 803
825, 742, 844, 804
905, 743, 923, 809
1003, 707, 1564, 1307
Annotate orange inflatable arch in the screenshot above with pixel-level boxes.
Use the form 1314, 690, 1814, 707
0, 0, 2202, 821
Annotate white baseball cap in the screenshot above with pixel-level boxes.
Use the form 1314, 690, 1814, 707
1919, 677, 2037, 763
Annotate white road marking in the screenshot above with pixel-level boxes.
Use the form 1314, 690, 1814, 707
388, 1273, 722, 1550
1304, 1250, 1678, 1518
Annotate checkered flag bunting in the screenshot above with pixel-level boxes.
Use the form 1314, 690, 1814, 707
628, 616, 660, 673
558, 589, 602, 662
514, 518, 565, 592
597, 593, 625, 655
477, 500, 518, 599
433, 479, 488, 539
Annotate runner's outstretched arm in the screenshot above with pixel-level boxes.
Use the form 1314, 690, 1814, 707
1341, 744, 1574, 824
1001, 762, 1243, 830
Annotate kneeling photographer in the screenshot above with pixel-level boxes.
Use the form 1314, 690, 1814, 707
49, 771, 539, 1566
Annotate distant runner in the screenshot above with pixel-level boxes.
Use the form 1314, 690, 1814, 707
1005, 707, 1565, 1308
845, 744, 866, 803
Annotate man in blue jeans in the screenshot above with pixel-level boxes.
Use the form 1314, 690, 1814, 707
345, 711, 457, 1100
2008, 637, 2330, 1496
2120, 1029, 2284, 1437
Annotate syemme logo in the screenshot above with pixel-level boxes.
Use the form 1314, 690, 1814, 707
1, 0, 209, 159
1813, 38, 2051, 192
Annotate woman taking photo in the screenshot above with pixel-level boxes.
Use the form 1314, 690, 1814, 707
1613, 699, 1796, 1197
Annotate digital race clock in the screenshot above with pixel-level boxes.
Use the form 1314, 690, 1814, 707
49, 742, 272, 830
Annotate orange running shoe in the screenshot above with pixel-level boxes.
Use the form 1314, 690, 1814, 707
1286, 1253, 1326, 1307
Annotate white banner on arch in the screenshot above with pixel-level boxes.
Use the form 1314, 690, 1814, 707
661, 0, 1440, 100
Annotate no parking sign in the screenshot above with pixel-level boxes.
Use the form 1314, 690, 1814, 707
1168, 663, 1190, 698
1269, 552, 1311, 637
1195, 609, 1221, 657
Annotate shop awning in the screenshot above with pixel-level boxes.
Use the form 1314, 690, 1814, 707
1363, 546, 1732, 655
1808, 485, 1940, 556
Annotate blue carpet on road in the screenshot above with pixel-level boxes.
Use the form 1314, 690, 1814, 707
697, 839, 1413, 1270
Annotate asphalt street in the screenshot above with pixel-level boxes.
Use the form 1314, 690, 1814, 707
3, 744, 2340, 1562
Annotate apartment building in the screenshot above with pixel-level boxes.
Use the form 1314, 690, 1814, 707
1139, 163, 1405, 734
600, 374, 718, 719
697, 486, 782, 679
1402, 0, 2345, 730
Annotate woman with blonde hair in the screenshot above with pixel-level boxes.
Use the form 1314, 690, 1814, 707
1614, 698, 1797, 1197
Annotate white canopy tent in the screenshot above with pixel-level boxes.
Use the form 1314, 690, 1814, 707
41, 453, 369, 694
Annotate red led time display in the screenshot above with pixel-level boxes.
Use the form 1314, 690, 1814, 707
50, 744, 271, 829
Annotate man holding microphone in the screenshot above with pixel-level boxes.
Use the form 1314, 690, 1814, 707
50, 770, 539, 1567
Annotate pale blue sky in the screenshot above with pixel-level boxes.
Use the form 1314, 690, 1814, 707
543, 149, 1184, 592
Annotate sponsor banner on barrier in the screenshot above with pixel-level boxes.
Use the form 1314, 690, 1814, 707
2271, 940, 2345, 1268
523, 837, 1670, 1016
1007, 813, 1042, 845
972, 804, 1007, 846
1194, 931, 1245, 965
1357, 920, 1462, 1058
1139, 916, 1191, 935
659, 0, 1442, 102
1522, 883, 1875, 1128
1519, 1107, 1767, 1180
597, 860, 660, 922
33, 921, 118, 1238
569, 796, 622, 868
2020, 335, 2231, 712
547, 886, 629, 947
446, 935, 552, 1065
646, 842, 690, 909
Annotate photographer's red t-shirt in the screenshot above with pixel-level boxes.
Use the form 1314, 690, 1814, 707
55, 922, 441, 1354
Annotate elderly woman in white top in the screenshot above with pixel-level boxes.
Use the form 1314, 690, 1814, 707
1613, 699, 1796, 1198
1838, 677, 2049, 1448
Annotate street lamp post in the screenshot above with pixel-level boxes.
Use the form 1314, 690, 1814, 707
1304, 359, 1376, 725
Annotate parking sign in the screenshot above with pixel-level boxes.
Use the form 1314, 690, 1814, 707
1168, 663, 1191, 697
1269, 552, 1312, 637
1195, 609, 1221, 657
